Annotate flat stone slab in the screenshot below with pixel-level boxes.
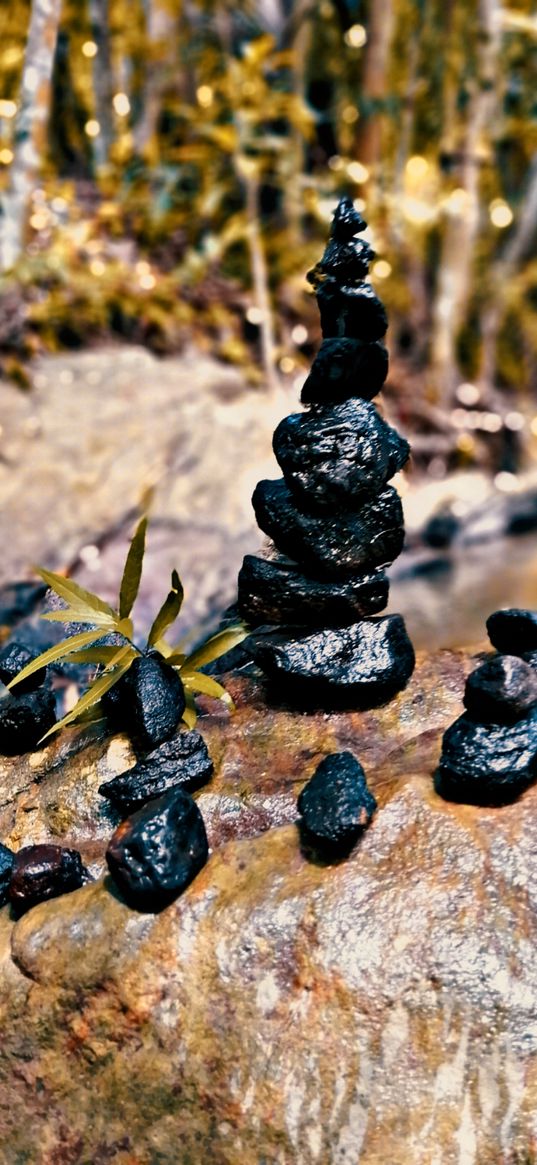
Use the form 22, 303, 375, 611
0, 648, 536, 1162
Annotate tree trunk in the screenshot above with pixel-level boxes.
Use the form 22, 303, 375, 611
0, 0, 62, 272
132, 0, 178, 159
88, 0, 114, 171
429, 0, 501, 406
355, 0, 395, 174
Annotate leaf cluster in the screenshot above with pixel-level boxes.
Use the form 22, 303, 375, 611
8, 517, 247, 742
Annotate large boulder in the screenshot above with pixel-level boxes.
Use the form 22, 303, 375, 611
0, 648, 535, 1163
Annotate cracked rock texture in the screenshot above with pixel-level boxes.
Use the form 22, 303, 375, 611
0, 647, 536, 1163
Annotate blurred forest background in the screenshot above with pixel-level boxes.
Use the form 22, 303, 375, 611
0, 0, 536, 480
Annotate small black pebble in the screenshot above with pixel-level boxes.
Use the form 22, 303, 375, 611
486, 608, 537, 656
435, 708, 537, 805
0, 641, 47, 693
0, 689, 56, 756
0, 842, 15, 907
99, 730, 213, 816
297, 751, 376, 855
9, 844, 90, 916
102, 653, 186, 753
464, 655, 537, 724
106, 788, 209, 911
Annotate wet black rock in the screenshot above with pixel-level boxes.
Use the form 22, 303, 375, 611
99, 730, 214, 816
330, 196, 367, 241
297, 751, 377, 855
9, 844, 90, 916
486, 608, 537, 656
238, 556, 389, 628
0, 842, 14, 907
106, 788, 209, 911
301, 338, 389, 405
435, 708, 537, 805
273, 399, 409, 509
253, 479, 404, 577
0, 689, 56, 756
0, 640, 47, 693
464, 655, 537, 725
311, 236, 375, 283
251, 615, 415, 705
317, 281, 388, 341
102, 653, 186, 754
0, 581, 48, 631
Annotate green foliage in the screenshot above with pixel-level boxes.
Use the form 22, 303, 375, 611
8, 516, 248, 741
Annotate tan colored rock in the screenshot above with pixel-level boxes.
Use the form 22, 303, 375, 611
0, 649, 536, 1164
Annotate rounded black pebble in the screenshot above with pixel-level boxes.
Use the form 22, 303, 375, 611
273, 399, 409, 510
464, 655, 537, 725
102, 653, 186, 754
252, 478, 404, 578
251, 614, 415, 707
435, 708, 537, 805
317, 282, 388, 342
301, 338, 389, 405
0, 842, 15, 907
106, 788, 209, 912
238, 556, 389, 628
9, 844, 90, 916
0, 640, 47, 694
486, 609, 537, 656
99, 730, 213, 816
0, 689, 56, 756
297, 751, 376, 855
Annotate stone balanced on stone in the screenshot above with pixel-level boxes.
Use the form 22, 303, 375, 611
238, 196, 415, 706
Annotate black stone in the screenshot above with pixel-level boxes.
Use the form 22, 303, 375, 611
102, 653, 186, 754
317, 281, 388, 341
106, 788, 209, 912
0, 842, 14, 907
330, 196, 367, 240
0, 689, 56, 756
301, 338, 389, 405
252, 479, 404, 577
486, 608, 537, 656
99, 730, 213, 816
524, 650, 537, 671
9, 844, 90, 916
464, 655, 537, 725
251, 615, 415, 705
273, 399, 409, 509
435, 708, 537, 805
309, 237, 374, 285
297, 751, 376, 854
0, 640, 47, 693
238, 556, 389, 628
422, 509, 460, 550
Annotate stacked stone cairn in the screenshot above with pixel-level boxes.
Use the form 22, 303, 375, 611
436, 608, 537, 805
238, 196, 415, 706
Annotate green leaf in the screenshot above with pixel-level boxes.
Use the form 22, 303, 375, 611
147, 570, 184, 647
42, 608, 113, 625
7, 629, 110, 690
185, 625, 248, 672
167, 650, 187, 666
39, 646, 135, 742
181, 689, 198, 730
63, 647, 126, 665
36, 566, 117, 629
181, 669, 234, 710
119, 516, 147, 619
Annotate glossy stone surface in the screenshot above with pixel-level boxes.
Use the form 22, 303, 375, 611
238, 555, 389, 628
436, 707, 537, 804
106, 788, 209, 911
273, 399, 409, 509
0, 689, 56, 756
0, 842, 14, 907
297, 751, 376, 854
251, 614, 415, 705
487, 607, 537, 655
253, 479, 404, 577
301, 338, 389, 405
464, 654, 537, 724
0, 640, 46, 694
9, 844, 89, 916
99, 730, 213, 816
102, 654, 186, 754
317, 281, 388, 341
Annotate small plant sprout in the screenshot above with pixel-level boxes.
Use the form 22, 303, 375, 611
7, 517, 248, 741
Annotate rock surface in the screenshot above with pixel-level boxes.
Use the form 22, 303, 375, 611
0, 648, 536, 1162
